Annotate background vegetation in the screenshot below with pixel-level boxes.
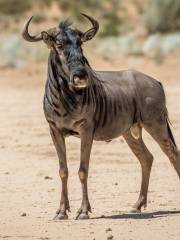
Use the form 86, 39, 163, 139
144, 0, 180, 33
0, 0, 180, 37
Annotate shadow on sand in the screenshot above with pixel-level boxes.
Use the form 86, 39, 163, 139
93, 210, 180, 220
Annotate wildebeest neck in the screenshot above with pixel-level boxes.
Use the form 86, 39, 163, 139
46, 51, 112, 128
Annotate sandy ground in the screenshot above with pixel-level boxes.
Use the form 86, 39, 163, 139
0, 54, 180, 240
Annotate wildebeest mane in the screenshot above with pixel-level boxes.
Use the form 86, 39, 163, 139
46, 51, 78, 114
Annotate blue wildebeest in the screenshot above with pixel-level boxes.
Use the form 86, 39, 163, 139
22, 14, 180, 220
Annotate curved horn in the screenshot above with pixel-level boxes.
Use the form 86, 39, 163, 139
80, 13, 99, 41
22, 16, 43, 42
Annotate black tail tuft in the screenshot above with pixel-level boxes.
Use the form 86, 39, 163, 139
166, 119, 177, 147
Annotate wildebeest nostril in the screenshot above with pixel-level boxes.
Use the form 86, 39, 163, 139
72, 75, 88, 90
73, 76, 88, 85
73, 76, 81, 85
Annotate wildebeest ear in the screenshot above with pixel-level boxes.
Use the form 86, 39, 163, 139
81, 29, 97, 42
41, 31, 51, 43
41, 31, 55, 49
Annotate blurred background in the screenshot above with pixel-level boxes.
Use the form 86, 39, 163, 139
1, 0, 180, 68
1, 2, 180, 238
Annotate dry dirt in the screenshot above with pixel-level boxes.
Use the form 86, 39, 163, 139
0, 53, 180, 240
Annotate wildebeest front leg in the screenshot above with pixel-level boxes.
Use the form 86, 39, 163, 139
50, 126, 70, 220
76, 127, 93, 220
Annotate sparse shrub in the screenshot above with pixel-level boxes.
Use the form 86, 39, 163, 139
131, 0, 144, 14
0, 0, 31, 15
56, 0, 102, 19
100, 0, 123, 37
38, 0, 53, 7
144, 0, 180, 33
99, 11, 122, 37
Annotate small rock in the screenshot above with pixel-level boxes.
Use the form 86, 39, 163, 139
21, 212, 27, 217
107, 234, 114, 240
44, 176, 53, 180
106, 228, 112, 233
4, 172, 9, 175
114, 182, 118, 186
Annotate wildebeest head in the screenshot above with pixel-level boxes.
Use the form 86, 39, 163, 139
22, 13, 99, 90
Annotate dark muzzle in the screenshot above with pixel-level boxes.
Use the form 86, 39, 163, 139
70, 68, 89, 90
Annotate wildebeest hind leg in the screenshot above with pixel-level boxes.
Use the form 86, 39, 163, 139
144, 122, 180, 178
123, 128, 153, 213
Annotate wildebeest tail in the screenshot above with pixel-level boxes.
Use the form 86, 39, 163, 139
158, 81, 177, 147
166, 112, 177, 147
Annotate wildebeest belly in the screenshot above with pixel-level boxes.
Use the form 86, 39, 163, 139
93, 111, 133, 141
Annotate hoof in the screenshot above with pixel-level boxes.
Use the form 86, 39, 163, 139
129, 208, 141, 214
76, 213, 89, 220
53, 213, 68, 220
